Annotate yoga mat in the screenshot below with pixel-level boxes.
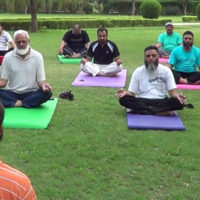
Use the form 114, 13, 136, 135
72, 69, 127, 88
0, 56, 4, 65
127, 112, 185, 131
58, 55, 81, 64
159, 58, 169, 63
177, 84, 200, 90
3, 98, 58, 129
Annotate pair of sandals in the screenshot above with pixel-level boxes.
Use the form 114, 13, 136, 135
59, 90, 74, 100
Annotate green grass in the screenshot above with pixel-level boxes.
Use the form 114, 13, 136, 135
1, 26, 200, 200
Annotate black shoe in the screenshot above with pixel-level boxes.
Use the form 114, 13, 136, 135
59, 91, 74, 100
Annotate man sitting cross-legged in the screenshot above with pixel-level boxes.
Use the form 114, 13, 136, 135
0, 103, 37, 199
0, 30, 52, 108
116, 45, 186, 116
81, 27, 123, 77
168, 30, 200, 84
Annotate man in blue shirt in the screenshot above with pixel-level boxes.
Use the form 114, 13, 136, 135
169, 31, 200, 84
156, 22, 182, 58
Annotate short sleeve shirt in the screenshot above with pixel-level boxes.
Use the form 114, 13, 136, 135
62, 30, 90, 51
128, 64, 176, 99
0, 30, 13, 51
1, 48, 46, 94
158, 32, 182, 53
0, 161, 37, 200
87, 40, 120, 64
169, 45, 200, 73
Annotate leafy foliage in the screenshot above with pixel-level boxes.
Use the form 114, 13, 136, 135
196, 3, 200, 20
140, 0, 162, 19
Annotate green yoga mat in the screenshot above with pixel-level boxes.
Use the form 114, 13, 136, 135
58, 55, 82, 64
3, 98, 58, 129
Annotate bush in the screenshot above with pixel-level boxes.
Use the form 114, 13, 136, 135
196, 3, 200, 20
140, 0, 162, 19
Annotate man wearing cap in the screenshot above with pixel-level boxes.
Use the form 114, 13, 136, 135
156, 22, 182, 58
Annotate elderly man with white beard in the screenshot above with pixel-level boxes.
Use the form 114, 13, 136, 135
116, 45, 186, 116
0, 30, 52, 108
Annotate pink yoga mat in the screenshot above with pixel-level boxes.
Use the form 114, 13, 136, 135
72, 69, 127, 88
177, 84, 200, 90
159, 58, 169, 63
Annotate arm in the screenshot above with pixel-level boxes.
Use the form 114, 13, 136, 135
169, 88, 186, 105
0, 78, 7, 88
59, 40, 67, 55
85, 42, 90, 50
114, 56, 122, 65
38, 80, 52, 92
9, 41, 16, 49
116, 88, 135, 98
155, 42, 162, 48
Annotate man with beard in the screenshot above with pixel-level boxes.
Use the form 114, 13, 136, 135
0, 30, 52, 108
81, 27, 123, 76
59, 24, 90, 58
0, 103, 37, 199
116, 46, 186, 115
169, 31, 200, 84
156, 22, 182, 58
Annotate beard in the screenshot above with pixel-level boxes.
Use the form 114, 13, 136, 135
183, 41, 193, 50
16, 45, 30, 56
145, 60, 158, 73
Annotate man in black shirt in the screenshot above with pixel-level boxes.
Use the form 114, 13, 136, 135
81, 27, 123, 76
59, 24, 90, 58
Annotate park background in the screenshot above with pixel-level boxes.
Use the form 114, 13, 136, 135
1, 0, 200, 200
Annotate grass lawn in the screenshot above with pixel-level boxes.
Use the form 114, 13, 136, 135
1, 26, 200, 199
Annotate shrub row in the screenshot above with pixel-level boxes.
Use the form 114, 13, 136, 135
1, 18, 171, 30
182, 16, 199, 22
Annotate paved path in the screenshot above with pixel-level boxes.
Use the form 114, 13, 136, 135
173, 22, 200, 26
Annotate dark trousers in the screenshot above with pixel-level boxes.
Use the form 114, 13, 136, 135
172, 70, 200, 84
63, 45, 87, 57
0, 89, 52, 108
119, 96, 184, 115
0, 48, 14, 56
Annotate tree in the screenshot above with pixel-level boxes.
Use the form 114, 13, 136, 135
30, 0, 38, 32
131, 0, 136, 15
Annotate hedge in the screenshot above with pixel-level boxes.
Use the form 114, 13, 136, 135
182, 16, 199, 22
0, 18, 171, 30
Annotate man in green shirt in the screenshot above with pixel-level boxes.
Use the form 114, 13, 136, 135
156, 22, 182, 58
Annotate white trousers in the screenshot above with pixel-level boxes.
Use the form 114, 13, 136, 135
81, 62, 123, 76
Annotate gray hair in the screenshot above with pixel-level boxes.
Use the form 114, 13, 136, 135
14, 30, 30, 40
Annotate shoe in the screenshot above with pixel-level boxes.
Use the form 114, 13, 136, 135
59, 90, 74, 100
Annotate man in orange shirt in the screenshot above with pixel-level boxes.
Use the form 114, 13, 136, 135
0, 103, 37, 200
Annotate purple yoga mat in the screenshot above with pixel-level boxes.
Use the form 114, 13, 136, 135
72, 69, 127, 88
127, 112, 185, 131
177, 84, 200, 90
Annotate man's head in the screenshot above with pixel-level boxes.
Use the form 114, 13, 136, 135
14, 30, 30, 56
72, 24, 81, 35
165, 22, 174, 35
144, 46, 159, 73
183, 31, 194, 50
97, 27, 108, 45
0, 103, 5, 142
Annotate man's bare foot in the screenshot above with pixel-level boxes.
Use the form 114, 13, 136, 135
15, 100, 23, 107
81, 58, 88, 64
193, 80, 200, 84
156, 111, 175, 116
97, 72, 117, 77
72, 53, 81, 58
179, 78, 188, 84
97, 71, 105, 76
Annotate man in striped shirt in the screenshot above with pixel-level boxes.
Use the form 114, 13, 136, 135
0, 103, 37, 200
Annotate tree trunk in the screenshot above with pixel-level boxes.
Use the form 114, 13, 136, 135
30, 0, 38, 32
131, 0, 136, 16
25, 0, 29, 14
